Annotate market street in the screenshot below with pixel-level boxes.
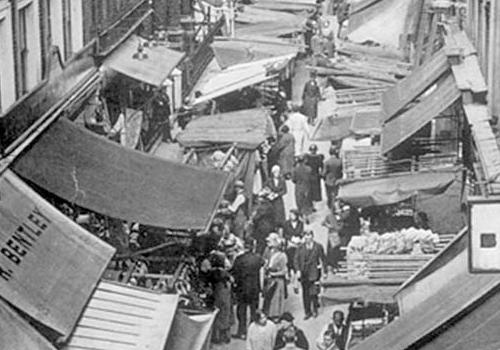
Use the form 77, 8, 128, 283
212, 59, 348, 350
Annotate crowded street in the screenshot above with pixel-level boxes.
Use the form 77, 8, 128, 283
2, 0, 500, 349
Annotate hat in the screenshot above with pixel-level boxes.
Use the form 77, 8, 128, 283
234, 180, 245, 188
266, 232, 281, 246
212, 217, 224, 227
279, 312, 294, 322
309, 144, 318, 152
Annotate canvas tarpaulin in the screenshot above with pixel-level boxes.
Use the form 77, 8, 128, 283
311, 115, 353, 141
0, 298, 57, 350
235, 6, 307, 37
165, 310, 217, 350
64, 281, 179, 350
212, 38, 300, 69
191, 55, 293, 104
13, 118, 229, 230
381, 50, 449, 123
103, 34, 185, 87
381, 73, 461, 154
0, 169, 115, 338
178, 108, 277, 150
347, 0, 420, 49
338, 169, 457, 207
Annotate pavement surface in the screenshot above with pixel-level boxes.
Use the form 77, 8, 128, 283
211, 58, 350, 350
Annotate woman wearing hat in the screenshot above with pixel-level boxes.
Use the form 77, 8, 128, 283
263, 233, 288, 319
265, 165, 288, 226
305, 144, 325, 203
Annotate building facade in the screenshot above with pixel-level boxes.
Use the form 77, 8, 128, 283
466, 0, 500, 117
0, 0, 86, 113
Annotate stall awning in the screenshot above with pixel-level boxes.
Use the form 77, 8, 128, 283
103, 34, 185, 86
0, 169, 115, 338
352, 257, 500, 350
347, 0, 419, 49
191, 55, 293, 104
350, 108, 382, 135
381, 73, 461, 154
0, 299, 57, 350
235, 7, 306, 37
381, 50, 449, 122
178, 108, 276, 149
311, 115, 353, 141
338, 169, 457, 207
165, 310, 217, 350
212, 38, 300, 69
13, 119, 229, 230
64, 281, 179, 350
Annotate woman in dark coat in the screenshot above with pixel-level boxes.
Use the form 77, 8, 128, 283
276, 125, 296, 178
205, 255, 233, 344
305, 144, 324, 203
250, 195, 276, 254
265, 165, 287, 226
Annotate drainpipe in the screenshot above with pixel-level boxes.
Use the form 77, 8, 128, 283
10, 0, 22, 99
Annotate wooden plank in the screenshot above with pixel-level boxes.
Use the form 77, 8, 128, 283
451, 54, 488, 93
65, 281, 179, 350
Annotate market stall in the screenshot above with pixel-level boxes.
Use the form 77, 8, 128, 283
177, 107, 277, 200
63, 280, 217, 350
335, 169, 460, 282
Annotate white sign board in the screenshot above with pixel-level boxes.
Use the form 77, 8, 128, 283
0, 170, 115, 338
469, 197, 500, 272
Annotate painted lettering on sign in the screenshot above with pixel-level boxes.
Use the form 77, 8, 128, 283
0, 207, 51, 282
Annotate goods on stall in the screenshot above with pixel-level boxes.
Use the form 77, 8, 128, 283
190, 149, 241, 171
347, 227, 439, 256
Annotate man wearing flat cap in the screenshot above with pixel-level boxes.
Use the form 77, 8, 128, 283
275, 312, 309, 349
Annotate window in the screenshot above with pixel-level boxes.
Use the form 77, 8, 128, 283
63, 0, 72, 60
18, 5, 29, 94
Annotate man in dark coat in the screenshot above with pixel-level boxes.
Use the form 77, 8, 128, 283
322, 147, 343, 209
231, 238, 265, 340
304, 144, 324, 204
294, 230, 327, 319
292, 155, 313, 220
151, 91, 172, 142
251, 195, 276, 254
275, 312, 309, 349
302, 71, 321, 125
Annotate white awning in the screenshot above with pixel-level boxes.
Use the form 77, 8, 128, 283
103, 34, 185, 86
192, 55, 294, 104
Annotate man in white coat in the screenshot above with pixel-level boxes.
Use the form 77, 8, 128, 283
284, 104, 310, 156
